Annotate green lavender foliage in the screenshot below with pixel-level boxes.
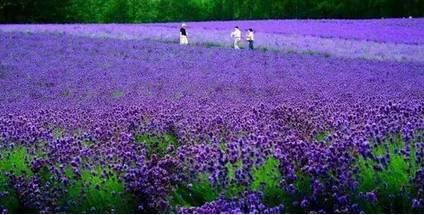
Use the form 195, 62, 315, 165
0, 147, 33, 212
63, 167, 136, 213
135, 133, 178, 158
356, 134, 421, 213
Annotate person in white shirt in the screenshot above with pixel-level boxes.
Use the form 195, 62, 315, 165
230, 26, 242, 49
246, 28, 254, 50
180, 23, 189, 45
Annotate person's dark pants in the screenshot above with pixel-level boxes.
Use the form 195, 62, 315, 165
248, 40, 254, 50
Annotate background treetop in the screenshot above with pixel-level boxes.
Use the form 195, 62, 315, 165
0, 0, 423, 23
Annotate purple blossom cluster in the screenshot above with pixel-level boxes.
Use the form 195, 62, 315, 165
0, 27, 423, 214
178, 192, 284, 214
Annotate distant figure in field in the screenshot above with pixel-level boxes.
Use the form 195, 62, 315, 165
230, 26, 242, 49
246, 28, 255, 50
180, 23, 189, 45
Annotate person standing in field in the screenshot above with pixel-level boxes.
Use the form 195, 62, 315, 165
230, 26, 242, 49
180, 23, 189, 45
246, 28, 255, 50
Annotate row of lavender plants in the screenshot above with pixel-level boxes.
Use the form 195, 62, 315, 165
1, 19, 424, 62
0, 31, 423, 213
155, 18, 424, 44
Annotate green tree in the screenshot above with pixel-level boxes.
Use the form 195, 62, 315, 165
1, 0, 423, 23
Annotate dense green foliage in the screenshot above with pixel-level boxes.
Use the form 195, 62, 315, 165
63, 167, 136, 213
355, 134, 420, 213
135, 132, 178, 158
0, 147, 135, 213
0, 0, 423, 23
0, 148, 33, 213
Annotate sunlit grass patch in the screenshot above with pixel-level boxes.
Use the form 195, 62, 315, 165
135, 133, 178, 157
170, 157, 287, 210
0, 147, 33, 212
83, 140, 94, 147
315, 130, 332, 144
225, 160, 245, 198
53, 127, 64, 139
251, 157, 286, 207
355, 134, 420, 213
169, 173, 218, 209
0, 147, 33, 176
62, 167, 135, 213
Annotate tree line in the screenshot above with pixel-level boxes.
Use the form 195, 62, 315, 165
1, 0, 423, 23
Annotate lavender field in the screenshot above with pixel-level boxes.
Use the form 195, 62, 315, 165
0, 19, 424, 213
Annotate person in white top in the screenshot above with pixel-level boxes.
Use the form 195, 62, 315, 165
180, 23, 189, 45
230, 26, 242, 49
246, 28, 254, 50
